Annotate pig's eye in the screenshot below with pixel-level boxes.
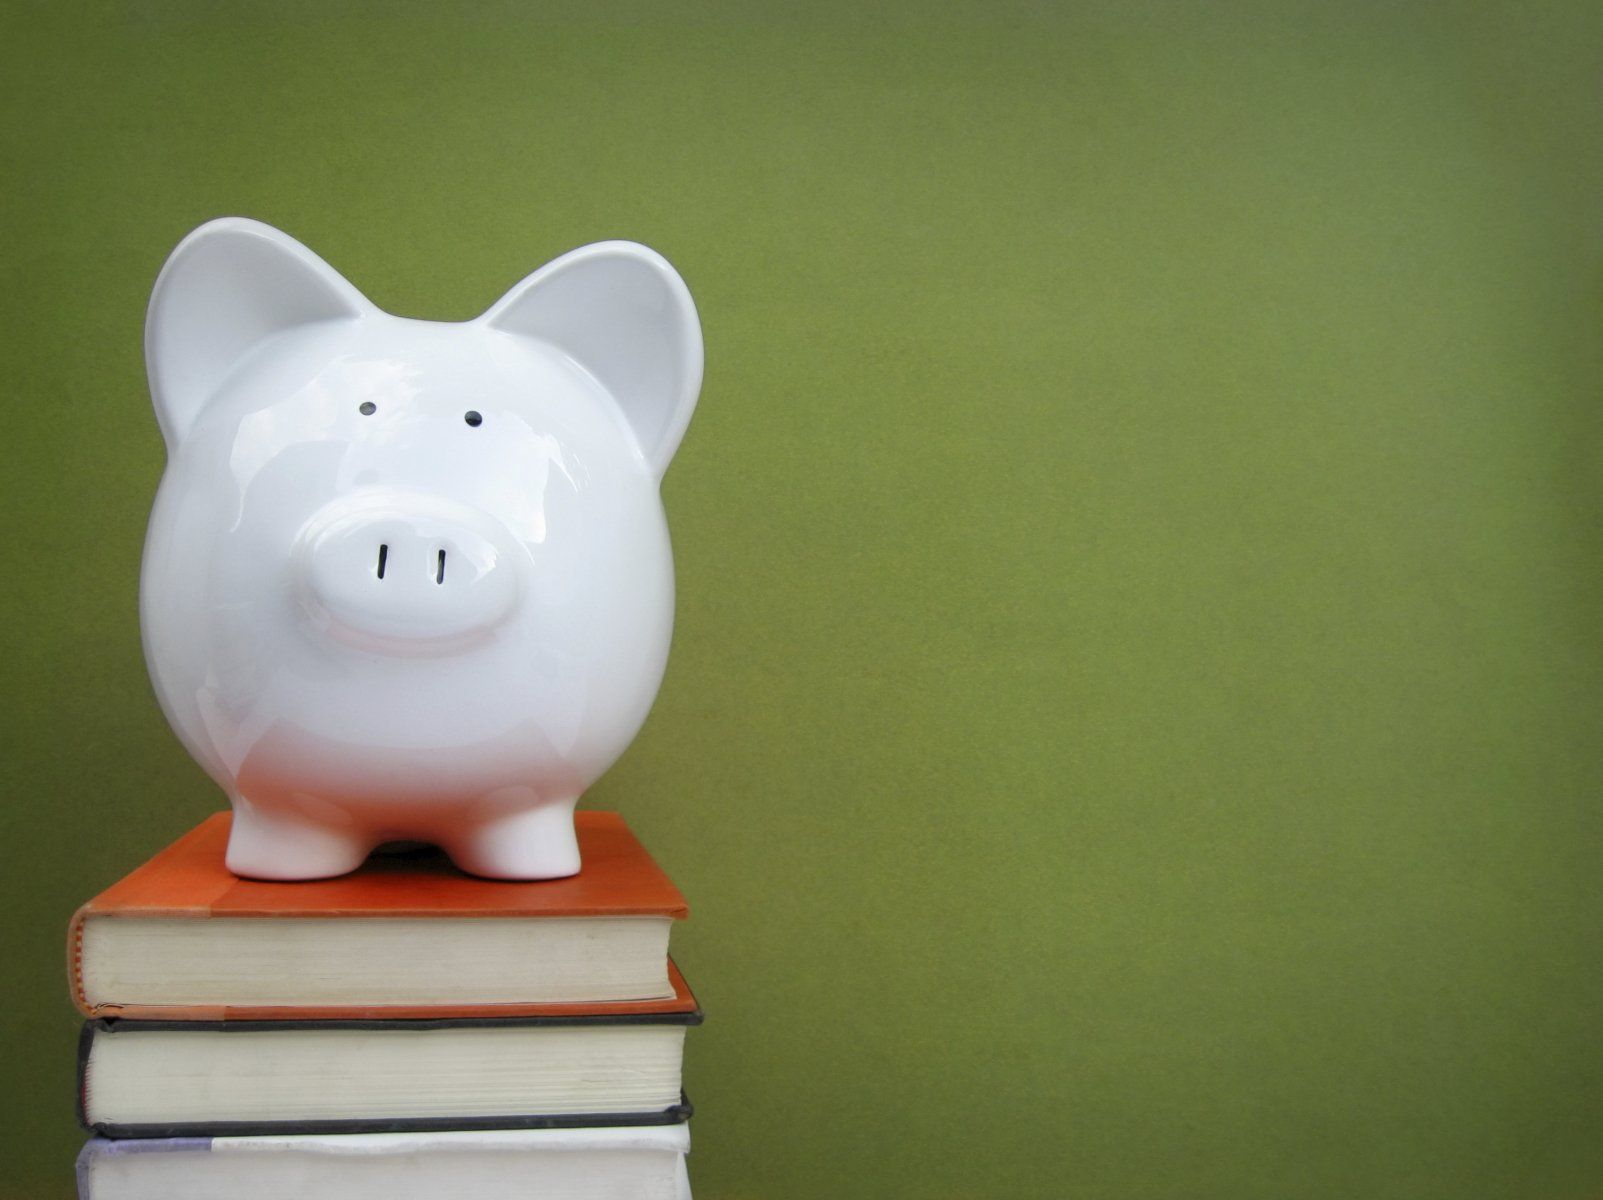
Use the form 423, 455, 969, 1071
358, 402, 376, 416
464, 410, 483, 428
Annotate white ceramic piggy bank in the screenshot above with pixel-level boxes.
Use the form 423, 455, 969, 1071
140, 218, 701, 881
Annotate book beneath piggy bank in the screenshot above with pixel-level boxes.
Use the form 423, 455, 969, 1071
77, 1125, 691, 1200
69, 812, 690, 1019
77, 994, 699, 1137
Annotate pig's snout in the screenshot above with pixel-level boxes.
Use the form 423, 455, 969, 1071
294, 492, 519, 653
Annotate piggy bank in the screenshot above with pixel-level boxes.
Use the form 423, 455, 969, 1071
140, 218, 702, 881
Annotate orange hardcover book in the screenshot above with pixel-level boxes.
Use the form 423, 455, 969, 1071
69, 811, 693, 1021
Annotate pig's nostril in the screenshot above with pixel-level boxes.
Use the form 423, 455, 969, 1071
436, 549, 446, 585
376, 544, 388, 580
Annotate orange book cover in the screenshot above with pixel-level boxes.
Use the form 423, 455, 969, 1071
68, 810, 693, 1021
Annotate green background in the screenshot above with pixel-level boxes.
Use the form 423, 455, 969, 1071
2, 2, 1600, 1196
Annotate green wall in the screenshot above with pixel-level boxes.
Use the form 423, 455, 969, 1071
3, 2, 1600, 1196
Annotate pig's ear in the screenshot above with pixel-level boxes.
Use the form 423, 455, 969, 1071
483, 241, 703, 478
146, 218, 369, 450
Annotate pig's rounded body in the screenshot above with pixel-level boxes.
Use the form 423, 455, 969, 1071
140, 222, 701, 879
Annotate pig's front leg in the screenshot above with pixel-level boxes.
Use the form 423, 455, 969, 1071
443, 795, 581, 880
225, 796, 373, 881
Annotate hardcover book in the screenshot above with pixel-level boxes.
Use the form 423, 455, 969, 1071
69, 811, 690, 1019
77, 1125, 691, 1200
78, 966, 700, 1137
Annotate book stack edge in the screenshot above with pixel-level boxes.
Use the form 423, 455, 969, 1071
68, 812, 701, 1199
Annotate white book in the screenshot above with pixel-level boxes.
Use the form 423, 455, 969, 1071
77, 1125, 692, 1200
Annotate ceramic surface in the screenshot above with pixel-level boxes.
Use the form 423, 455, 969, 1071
140, 219, 702, 880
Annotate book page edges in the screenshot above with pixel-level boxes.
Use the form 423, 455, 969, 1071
81, 958, 696, 1022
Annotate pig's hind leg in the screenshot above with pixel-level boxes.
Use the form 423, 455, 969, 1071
224, 796, 373, 881
443, 795, 581, 880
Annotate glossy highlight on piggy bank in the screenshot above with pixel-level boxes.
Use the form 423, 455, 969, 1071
140, 219, 702, 881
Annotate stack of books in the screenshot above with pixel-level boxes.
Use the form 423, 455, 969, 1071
68, 811, 700, 1199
